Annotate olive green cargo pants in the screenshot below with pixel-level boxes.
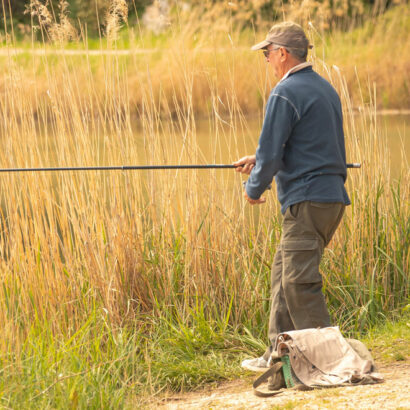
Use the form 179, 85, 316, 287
263, 201, 345, 360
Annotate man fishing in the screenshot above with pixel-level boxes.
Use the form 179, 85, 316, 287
235, 21, 351, 372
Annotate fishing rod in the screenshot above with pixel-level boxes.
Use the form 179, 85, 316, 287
0, 163, 361, 173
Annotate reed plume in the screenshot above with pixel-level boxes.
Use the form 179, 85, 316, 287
105, 0, 128, 42
25, 0, 78, 43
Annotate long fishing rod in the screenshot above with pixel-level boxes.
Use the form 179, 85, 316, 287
0, 163, 361, 173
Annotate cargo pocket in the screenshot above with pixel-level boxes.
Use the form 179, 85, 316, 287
285, 203, 301, 220
282, 238, 322, 283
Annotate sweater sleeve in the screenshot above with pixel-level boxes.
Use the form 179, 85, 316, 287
245, 92, 298, 200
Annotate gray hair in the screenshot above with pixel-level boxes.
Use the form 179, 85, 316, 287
286, 47, 308, 61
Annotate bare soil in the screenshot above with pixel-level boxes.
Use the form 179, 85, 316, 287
155, 361, 409, 409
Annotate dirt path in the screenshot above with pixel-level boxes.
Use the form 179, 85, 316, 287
156, 362, 409, 409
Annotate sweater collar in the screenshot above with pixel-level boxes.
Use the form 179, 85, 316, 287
279, 62, 313, 83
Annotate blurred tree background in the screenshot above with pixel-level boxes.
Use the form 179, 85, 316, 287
0, 0, 405, 40
1, 0, 150, 38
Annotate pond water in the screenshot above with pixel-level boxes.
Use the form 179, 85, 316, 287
376, 114, 409, 174
189, 114, 409, 178
130, 113, 408, 214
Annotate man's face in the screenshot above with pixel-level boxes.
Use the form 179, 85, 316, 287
264, 44, 285, 78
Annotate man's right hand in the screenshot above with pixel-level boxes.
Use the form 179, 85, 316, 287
233, 155, 256, 175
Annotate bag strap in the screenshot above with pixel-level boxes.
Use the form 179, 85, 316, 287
253, 362, 284, 397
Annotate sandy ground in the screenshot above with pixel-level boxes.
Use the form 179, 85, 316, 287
154, 362, 409, 409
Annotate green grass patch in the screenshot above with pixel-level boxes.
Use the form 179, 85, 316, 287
1, 308, 408, 408
361, 309, 410, 363
0, 304, 255, 408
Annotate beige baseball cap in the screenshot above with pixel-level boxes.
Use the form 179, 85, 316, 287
251, 21, 312, 53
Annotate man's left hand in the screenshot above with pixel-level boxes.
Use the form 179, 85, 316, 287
244, 190, 266, 205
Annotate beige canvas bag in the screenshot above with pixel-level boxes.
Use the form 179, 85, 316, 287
253, 326, 384, 397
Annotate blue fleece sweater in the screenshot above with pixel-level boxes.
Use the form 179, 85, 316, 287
245, 66, 351, 214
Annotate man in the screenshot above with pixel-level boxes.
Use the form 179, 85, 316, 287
235, 22, 350, 372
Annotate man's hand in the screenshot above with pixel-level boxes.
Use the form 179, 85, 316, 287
234, 155, 265, 205
243, 190, 266, 205
233, 155, 256, 175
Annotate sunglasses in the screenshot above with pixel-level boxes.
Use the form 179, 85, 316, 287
262, 46, 283, 58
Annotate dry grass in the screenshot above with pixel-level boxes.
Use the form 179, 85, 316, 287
2, 4, 409, 120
